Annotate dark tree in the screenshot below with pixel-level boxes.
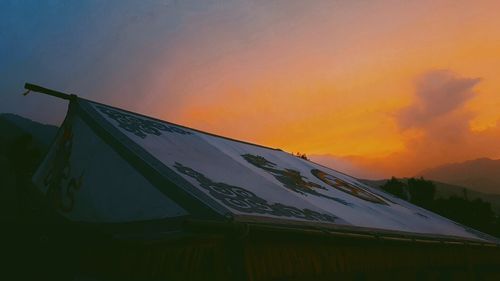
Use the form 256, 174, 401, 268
407, 177, 436, 208
431, 196, 497, 236
380, 177, 408, 200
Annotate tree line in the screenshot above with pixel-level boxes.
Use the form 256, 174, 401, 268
381, 177, 500, 237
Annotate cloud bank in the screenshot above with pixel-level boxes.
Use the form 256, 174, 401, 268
398, 70, 480, 130
314, 70, 500, 179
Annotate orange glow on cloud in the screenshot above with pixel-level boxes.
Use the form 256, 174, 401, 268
132, 1, 500, 178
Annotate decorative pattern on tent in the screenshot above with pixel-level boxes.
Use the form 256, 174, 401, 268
310, 169, 389, 205
43, 124, 84, 212
174, 162, 338, 222
242, 154, 353, 206
242, 153, 389, 205
97, 105, 191, 138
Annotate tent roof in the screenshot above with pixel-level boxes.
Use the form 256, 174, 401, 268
72, 97, 499, 244
25, 83, 500, 245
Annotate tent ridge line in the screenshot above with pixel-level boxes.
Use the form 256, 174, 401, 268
77, 97, 282, 152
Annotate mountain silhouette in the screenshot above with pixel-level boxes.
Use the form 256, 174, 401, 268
417, 158, 500, 195
0, 113, 58, 146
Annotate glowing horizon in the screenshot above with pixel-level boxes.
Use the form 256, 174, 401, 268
138, 1, 500, 178
3, 1, 500, 179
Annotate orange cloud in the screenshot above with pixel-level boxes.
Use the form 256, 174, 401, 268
397, 70, 481, 130
314, 70, 500, 178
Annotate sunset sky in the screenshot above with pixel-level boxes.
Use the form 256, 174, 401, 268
2, 0, 500, 178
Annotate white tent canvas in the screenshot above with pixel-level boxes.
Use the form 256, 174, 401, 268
33, 97, 499, 244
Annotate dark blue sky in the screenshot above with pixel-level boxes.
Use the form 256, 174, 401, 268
0, 0, 223, 125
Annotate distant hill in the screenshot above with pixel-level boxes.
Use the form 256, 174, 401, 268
0, 113, 58, 146
0, 113, 58, 168
416, 158, 500, 195
362, 178, 500, 215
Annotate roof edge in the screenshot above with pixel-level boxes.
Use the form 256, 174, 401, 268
77, 97, 283, 152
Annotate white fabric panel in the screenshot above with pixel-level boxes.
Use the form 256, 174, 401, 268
33, 114, 187, 222
91, 101, 490, 241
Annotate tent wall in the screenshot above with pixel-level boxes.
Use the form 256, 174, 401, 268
32, 105, 187, 222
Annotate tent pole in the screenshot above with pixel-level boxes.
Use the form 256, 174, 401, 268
23, 83, 77, 101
